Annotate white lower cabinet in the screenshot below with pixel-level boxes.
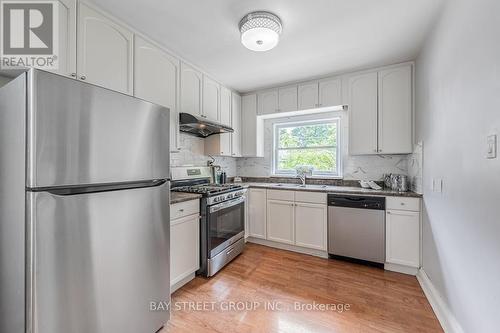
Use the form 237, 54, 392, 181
295, 202, 327, 250
386, 210, 420, 267
385, 197, 421, 273
267, 200, 295, 244
248, 188, 267, 239
170, 200, 200, 292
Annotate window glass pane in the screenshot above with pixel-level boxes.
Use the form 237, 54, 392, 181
278, 123, 337, 149
277, 148, 337, 173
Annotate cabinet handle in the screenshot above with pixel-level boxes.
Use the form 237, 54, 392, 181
232, 153, 236, 156
80, 75, 86, 80
400, 202, 405, 206
70, 73, 76, 78
387, 211, 391, 215
178, 209, 184, 212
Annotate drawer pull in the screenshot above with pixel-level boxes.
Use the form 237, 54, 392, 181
179, 209, 184, 212
400, 203, 405, 206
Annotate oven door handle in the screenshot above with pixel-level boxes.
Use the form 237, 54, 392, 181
209, 196, 245, 213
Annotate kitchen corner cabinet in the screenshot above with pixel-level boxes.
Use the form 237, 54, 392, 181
248, 188, 267, 239
77, 2, 134, 94
180, 62, 202, 116
241, 94, 264, 157
52, 0, 77, 78
231, 92, 242, 157
385, 197, 421, 269
267, 200, 295, 244
134, 36, 180, 152
202, 76, 220, 122
348, 64, 413, 155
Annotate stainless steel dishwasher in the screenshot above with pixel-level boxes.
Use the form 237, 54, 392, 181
328, 194, 385, 266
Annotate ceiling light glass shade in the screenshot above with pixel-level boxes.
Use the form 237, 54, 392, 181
239, 11, 282, 52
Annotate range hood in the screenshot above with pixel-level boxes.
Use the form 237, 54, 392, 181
179, 112, 233, 138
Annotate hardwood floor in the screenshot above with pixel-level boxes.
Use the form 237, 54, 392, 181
162, 243, 442, 333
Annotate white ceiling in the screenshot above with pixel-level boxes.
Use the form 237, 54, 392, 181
91, 0, 443, 92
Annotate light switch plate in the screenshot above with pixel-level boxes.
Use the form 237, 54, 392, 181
432, 179, 443, 193
487, 134, 497, 159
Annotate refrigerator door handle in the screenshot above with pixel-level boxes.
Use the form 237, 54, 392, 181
30, 179, 169, 196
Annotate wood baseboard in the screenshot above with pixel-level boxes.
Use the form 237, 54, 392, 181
417, 269, 464, 333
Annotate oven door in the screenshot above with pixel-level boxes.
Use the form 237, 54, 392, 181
207, 196, 245, 258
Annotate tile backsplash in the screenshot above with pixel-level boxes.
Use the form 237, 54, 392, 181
170, 133, 237, 176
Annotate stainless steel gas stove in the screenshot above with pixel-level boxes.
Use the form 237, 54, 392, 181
171, 167, 246, 277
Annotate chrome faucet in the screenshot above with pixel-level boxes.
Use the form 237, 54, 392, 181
297, 174, 306, 186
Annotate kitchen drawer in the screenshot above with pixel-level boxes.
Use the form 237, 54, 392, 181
170, 199, 200, 220
267, 189, 295, 201
386, 197, 420, 212
294, 191, 327, 204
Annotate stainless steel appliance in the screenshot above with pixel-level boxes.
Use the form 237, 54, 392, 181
179, 112, 233, 137
0, 69, 171, 333
328, 194, 385, 266
171, 167, 245, 277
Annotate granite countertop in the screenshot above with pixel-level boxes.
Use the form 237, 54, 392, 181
238, 182, 422, 198
170, 192, 202, 204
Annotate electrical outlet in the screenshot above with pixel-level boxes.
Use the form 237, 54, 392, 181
487, 134, 497, 159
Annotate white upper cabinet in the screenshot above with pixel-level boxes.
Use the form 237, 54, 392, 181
319, 77, 342, 107
378, 66, 413, 154
348, 72, 379, 155
257, 89, 278, 115
53, 0, 77, 78
180, 62, 202, 117
278, 86, 298, 113
219, 86, 231, 127
202, 76, 220, 122
298, 82, 319, 110
134, 36, 180, 152
348, 64, 413, 155
231, 92, 242, 157
77, 2, 133, 94
242, 94, 264, 157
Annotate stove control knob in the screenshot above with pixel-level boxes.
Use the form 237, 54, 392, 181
213, 197, 220, 203
227, 194, 233, 199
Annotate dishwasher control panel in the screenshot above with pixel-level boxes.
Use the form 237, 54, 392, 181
327, 194, 385, 210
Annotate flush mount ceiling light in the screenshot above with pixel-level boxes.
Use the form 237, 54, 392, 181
239, 11, 282, 52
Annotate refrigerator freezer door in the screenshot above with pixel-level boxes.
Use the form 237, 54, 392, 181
26, 70, 170, 188
27, 183, 170, 333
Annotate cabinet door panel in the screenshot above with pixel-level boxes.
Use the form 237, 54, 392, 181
386, 210, 420, 267
231, 93, 242, 157
257, 89, 278, 115
278, 86, 298, 112
248, 189, 267, 239
180, 63, 202, 116
267, 200, 294, 244
378, 66, 413, 154
202, 76, 220, 122
319, 77, 342, 107
78, 3, 133, 94
53, 0, 77, 78
170, 214, 200, 285
348, 72, 378, 155
242, 94, 263, 157
298, 83, 319, 110
295, 203, 327, 250
134, 36, 180, 152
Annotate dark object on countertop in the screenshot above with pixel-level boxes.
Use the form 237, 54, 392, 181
220, 172, 227, 184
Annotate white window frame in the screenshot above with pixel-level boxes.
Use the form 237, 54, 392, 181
272, 118, 342, 178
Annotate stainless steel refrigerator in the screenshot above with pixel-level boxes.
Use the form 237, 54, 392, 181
0, 69, 170, 333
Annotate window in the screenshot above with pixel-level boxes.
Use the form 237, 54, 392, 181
273, 119, 341, 177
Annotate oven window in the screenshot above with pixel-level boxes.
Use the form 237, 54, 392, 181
209, 200, 244, 256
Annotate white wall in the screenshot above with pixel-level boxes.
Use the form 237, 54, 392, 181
237, 111, 409, 180
416, 0, 500, 331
